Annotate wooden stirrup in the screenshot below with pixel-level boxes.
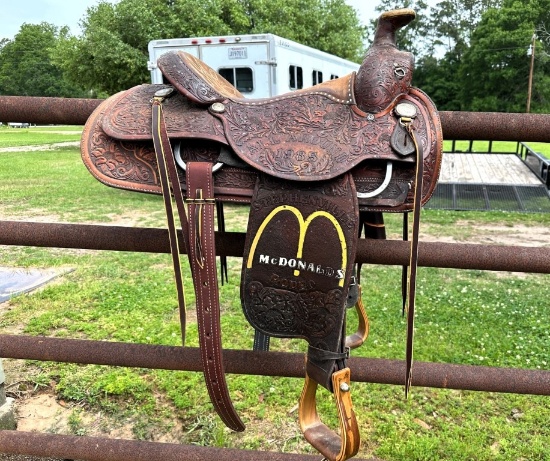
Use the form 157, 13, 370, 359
299, 368, 360, 461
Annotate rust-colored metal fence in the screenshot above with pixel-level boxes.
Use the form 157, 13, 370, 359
0, 97, 549, 461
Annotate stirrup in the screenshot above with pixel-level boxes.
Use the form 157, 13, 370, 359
345, 286, 369, 350
299, 368, 360, 461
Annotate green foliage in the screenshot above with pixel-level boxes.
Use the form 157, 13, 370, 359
0, 23, 88, 97
54, 0, 365, 95
413, 54, 463, 110
383, 0, 550, 113
4, 1, 550, 112
459, 0, 550, 112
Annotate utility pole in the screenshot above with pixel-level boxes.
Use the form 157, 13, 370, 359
527, 33, 536, 113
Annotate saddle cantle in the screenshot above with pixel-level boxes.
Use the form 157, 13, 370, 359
81, 9, 442, 461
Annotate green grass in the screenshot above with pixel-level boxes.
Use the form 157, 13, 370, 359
0, 144, 549, 460
0, 125, 82, 147
444, 139, 550, 158
0, 148, 164, 224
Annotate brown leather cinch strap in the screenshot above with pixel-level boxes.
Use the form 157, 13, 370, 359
151, 89, 245, 432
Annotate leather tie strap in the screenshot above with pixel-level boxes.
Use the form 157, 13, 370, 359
151, 93, 188, 344
403, 121, 424, 396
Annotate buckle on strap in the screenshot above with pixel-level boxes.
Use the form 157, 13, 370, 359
345, 285, 370, 350
299, 368, 360, 461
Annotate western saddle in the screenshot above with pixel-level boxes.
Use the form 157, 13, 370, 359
81, 9, 442, 460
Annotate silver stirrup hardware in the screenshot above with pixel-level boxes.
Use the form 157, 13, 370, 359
356, 161, 393, 198
174, 142, 223, 172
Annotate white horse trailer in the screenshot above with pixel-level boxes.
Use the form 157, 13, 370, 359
148, 34, 359, 98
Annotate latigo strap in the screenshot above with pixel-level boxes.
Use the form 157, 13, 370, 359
151, 90, 245, 432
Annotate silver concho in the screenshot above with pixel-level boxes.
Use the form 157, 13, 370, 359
154, 87, 174, 98
210, 102, 226, 113
395, 102, 417, 118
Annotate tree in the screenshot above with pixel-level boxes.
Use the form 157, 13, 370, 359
413, 54, 464, 110
0, 23, 88, 97
54, 0, 366, 95
460, 0, 550, 112
430, 0, 503, 58
375, 0, 509, 111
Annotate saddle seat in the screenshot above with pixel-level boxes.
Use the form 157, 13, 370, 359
160, 50, 354, 106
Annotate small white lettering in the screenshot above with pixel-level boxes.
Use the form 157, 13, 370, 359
257, 254, 345, 280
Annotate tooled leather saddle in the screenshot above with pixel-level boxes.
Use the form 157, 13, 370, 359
81, 9, 442, 461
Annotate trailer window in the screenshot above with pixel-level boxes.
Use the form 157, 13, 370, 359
330, 74, 339, 80
289, 65, 303, 90
218, 67, 254, 93
312, 70, 323, 85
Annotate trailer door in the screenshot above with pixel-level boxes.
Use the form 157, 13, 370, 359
200, 43, 271, 98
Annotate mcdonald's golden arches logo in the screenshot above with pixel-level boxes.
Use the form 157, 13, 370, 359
246, 205, 347, 287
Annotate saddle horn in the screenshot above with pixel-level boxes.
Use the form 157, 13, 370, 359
355, 8, 416, 114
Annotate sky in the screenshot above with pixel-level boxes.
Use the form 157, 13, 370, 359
0, 0, 379, 42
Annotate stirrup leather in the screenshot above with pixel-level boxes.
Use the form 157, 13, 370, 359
299, 368, 360, 461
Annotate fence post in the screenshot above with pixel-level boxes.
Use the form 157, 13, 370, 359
0, 359, 16, 429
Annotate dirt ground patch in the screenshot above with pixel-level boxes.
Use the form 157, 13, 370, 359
421, 223, 550, 247
0, 142, 79, 153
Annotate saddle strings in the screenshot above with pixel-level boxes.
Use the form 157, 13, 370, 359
404, 121, 424, 397
151, 94, 190, 344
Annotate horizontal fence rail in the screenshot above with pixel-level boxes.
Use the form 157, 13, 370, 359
0, 431, 381, 461
1, 334, 549, 395
1, 97, 549, 461
0, 95, 101, 126
1, 221, 549, 274
3, 95, 550, 142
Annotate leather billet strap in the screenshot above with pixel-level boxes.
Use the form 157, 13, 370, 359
299, 368, 360, 461
345, 286, 369, 350
151, 89, 245, 432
